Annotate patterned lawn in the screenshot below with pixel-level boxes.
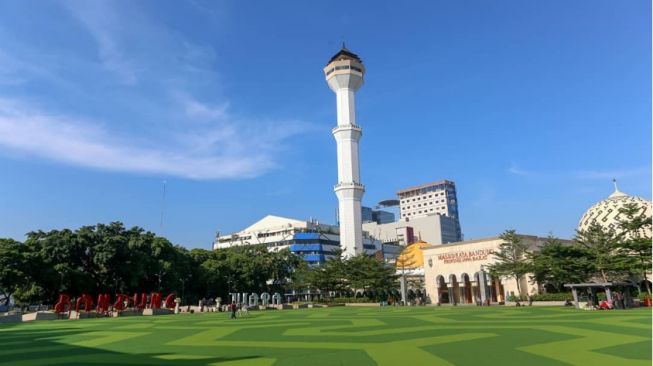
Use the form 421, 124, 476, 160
0, 306, 650, 365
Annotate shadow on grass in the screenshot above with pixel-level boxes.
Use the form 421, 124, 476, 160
0, 327, 260, 365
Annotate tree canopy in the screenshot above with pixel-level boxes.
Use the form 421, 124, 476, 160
0, 222, 400, 305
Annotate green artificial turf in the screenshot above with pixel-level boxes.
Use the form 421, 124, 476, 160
0, 306, 650, 365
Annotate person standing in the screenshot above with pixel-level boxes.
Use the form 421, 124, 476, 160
616, 291, 625, 309
230, 301, 237, 319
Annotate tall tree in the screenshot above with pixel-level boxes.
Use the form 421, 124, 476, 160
574, 223, 635, 283
616, 202, 652, 295
531, 235, 594, 291
486, 230, 532, 296
0, 239, 26, 306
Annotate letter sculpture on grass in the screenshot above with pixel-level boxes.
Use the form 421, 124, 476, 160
150, 292, 162, 309
75, 294, 94, 313
248, 293, 259, 307
261, 293, 270, 306
164, 293, 176, 309
113, 294, 128, 311
54, 294, 71, 314
96, 293, 110, 314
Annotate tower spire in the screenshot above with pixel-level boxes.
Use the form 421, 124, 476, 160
612, 178, 619, 193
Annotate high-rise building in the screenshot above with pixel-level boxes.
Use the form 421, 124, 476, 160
324, 46, 366, 256
390, 180, 463, 242
397, 180, 460, 221
362, 206, 395, 224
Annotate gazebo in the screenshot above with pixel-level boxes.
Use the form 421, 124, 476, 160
564, 282, 637, 309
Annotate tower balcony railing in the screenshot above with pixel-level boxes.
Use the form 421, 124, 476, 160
332, 124, 362, 133
334, 182, 365, 190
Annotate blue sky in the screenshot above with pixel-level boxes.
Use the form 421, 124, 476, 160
0, 0, 650, 248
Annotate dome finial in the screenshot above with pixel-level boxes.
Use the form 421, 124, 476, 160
608, 178, 627, 199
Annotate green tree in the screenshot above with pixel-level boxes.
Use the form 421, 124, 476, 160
287, 259, 313, 293
0, 239, 27, 306
574, 223, 635, 283
616, 202, 652, 295
308, 252, 346, 298
486, 230, 532, 296
531, 235, 594, 291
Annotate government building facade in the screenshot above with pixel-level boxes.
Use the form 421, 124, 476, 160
422, 235, 549, 304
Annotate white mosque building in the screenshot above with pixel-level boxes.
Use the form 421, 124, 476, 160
578, 180, 652, 238
421, 181, 652, 305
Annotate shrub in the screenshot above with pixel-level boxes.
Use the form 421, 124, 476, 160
530, 293, 570, 301
508, 295, 528, 302
320, 297, 379, 304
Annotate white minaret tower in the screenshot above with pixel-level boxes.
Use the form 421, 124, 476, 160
324, 46, 366, 257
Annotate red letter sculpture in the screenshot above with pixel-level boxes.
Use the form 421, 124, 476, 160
164, 293, 175, 309
54, 294, 71, 314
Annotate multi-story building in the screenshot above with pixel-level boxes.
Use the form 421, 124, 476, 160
397, 180, 462, 241
397, 180, 459, 220
361, 206, 395, 224
362, 180, 463, 250
363, 214, 460, 248
213, 215, 382, 265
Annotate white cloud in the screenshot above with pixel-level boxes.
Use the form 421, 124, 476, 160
62, 0, 138, 84
506, 162, 536, 177
0, 98, 308, 179
173, 92, 230, 121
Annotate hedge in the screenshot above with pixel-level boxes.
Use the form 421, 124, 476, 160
531, 293, 572, 301
508, 293, 571, 302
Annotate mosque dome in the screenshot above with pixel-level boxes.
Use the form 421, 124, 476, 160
578, 181, 652, 236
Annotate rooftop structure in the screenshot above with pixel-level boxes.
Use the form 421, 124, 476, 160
214, 215, 382, 265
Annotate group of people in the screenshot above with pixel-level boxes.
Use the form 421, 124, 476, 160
583, 291, 627, 310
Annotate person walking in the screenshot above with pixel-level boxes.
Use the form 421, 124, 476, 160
230, 301, 237, 319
